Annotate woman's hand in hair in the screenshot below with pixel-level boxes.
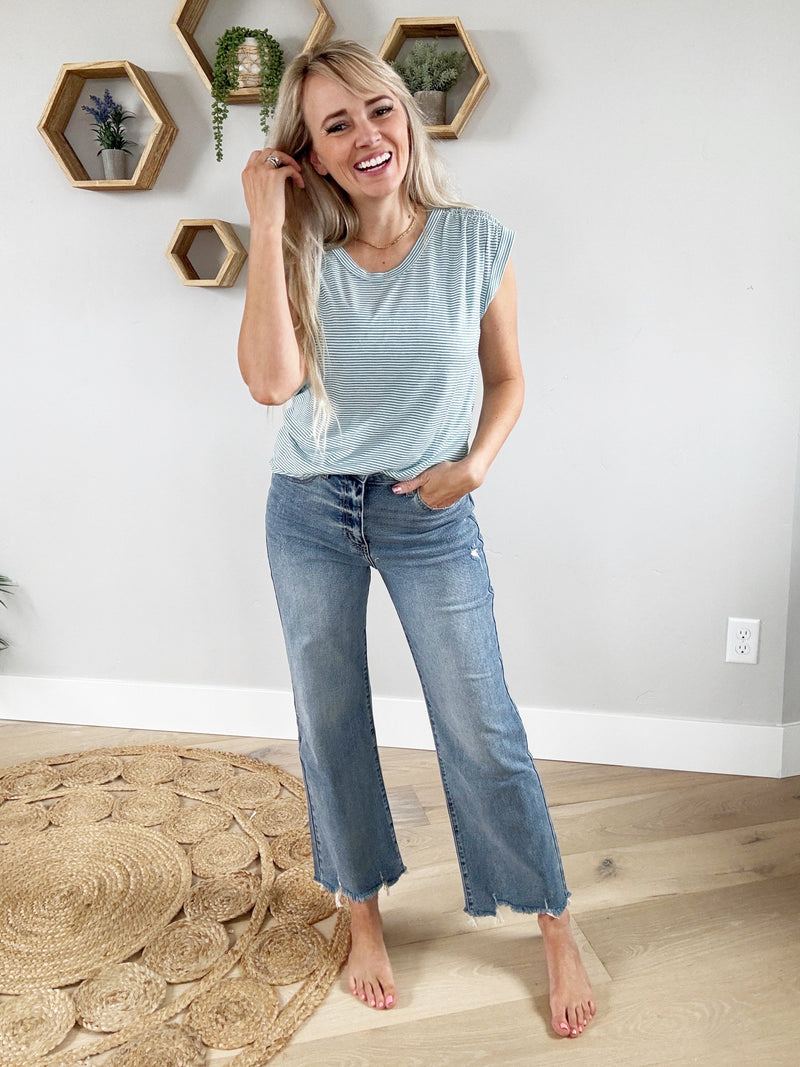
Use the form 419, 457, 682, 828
242, 149, 305, 233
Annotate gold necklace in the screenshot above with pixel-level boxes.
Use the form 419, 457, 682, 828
354, 212, 417, 250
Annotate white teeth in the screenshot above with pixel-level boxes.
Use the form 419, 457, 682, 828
356, 152, 391, 171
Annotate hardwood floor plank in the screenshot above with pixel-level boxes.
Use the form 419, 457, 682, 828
386, 784, 431, 829
0, 719, 258, 765
273, 958, 800, 1066
0, 721, 307, 779
578, 873, 800, 979
534, 760, 742, 806
371, 746, 442, 787
549, 774, 800, 854
563, 818, 800, 912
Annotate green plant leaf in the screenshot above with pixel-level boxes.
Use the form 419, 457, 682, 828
392, 40, 468, 94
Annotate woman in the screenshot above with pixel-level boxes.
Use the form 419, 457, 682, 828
239, 41, 595, 1038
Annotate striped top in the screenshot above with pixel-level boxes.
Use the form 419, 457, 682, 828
271, 207, 515, 479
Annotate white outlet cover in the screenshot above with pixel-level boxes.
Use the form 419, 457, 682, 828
725, 617, 760, 664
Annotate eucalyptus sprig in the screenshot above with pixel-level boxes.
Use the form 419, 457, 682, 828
211, 27, 284, 162
392, 40, 467, 94
81, 89, 135, 154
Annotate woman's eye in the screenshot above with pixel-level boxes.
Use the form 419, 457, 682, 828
325, 122, 347, 134
374, 106, 393, 117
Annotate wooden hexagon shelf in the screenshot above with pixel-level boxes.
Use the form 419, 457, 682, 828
167, 219, 248, 287
38, 61, 177, 190
172, 0, 335, 99
379, 16, 489, 139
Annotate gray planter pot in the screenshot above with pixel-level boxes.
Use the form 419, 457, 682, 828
101, 149, 128, 180
414, 90, 447, 126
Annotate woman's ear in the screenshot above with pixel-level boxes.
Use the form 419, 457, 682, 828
309, 149, 328, 176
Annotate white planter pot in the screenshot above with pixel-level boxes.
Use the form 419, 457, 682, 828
237, 38, 261, 88
101, 149, 127, 180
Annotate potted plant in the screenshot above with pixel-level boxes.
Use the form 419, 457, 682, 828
211, 27, 284, 162
0, 575, 14, 652
81, 89, 136, 180
391, 40, 468, 126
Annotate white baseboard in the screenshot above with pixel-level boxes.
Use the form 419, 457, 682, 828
782, 720, 800, 777
0, 675, 797, 778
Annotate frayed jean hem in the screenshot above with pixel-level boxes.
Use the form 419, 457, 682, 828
316, 865, 408, 906
464, 890, 571, 920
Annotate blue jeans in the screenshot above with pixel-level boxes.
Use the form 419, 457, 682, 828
266, 473, 570, 917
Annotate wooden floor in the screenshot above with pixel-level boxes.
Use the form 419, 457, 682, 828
2, 719, 799, 1066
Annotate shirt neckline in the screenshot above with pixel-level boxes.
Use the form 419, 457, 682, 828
329, 208, 442, 279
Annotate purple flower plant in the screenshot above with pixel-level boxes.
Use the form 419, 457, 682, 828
81, 89, 135, 154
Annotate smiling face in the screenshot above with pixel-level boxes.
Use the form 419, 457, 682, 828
302, 73, 411, 209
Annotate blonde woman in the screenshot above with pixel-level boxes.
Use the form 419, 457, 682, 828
239, 41, 595, 1039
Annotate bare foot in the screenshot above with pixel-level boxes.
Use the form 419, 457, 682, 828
538, 910, 596, 1037
346, 895, 397, 1010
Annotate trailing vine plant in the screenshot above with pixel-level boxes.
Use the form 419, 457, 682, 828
212, 27, 284, 162
0, 575, 15, 652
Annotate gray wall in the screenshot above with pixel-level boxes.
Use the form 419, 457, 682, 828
3, 1, 799, 739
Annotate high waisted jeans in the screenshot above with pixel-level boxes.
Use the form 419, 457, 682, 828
266, 472, 570, 917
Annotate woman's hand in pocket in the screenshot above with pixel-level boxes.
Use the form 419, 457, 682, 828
392, 458, 484, 510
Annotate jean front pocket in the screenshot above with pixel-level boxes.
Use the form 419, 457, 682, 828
414, 489, 463, 513
277, 472, 325, 484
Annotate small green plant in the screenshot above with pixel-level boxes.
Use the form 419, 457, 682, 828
0, 575, 15, 652
391, 40, 467, 94
81, 89, 135, 154
212, 27, 284, 162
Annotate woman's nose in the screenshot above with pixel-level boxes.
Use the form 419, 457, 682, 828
354, 119, 380, 146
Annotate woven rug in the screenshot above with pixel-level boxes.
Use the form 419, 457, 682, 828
0, 745, 351, 1066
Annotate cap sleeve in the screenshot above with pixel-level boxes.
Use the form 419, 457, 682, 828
480, 214, 516, 317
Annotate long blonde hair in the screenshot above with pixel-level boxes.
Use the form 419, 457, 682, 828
269, 40, 463, 436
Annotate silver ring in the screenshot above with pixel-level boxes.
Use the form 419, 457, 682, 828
267, 155, 282, 169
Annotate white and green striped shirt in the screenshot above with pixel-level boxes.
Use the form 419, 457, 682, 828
271, 207, 514, 480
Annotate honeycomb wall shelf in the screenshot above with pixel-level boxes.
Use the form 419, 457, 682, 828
379, 16, 489, 139
38, 61, 178, 190
172, 0, 335, 99
167, 219, 248, 287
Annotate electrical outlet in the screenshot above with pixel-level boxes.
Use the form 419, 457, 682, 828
725, 618, 760, 664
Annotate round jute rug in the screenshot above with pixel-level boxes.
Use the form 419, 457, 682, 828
0, 745, 351, 1066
